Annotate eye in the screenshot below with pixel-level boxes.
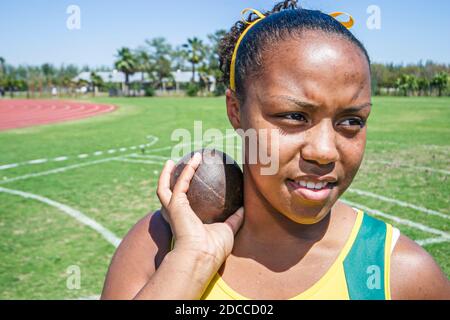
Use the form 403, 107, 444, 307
282, 113, 308, 122
338, 118, 366, 129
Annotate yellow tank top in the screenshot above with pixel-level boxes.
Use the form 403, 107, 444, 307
171, 210, 394, 300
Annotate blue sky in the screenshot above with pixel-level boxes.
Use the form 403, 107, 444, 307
0, 0, 449, 67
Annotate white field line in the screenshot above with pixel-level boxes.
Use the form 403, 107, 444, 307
348, 188, 449, 220
364, 159, 450, 176
0, 135, 159, 171
0, 155, 130, 185
114, 158, 165, 165
0, 135, 236, 185
341, 199, 450, 240
28, 159, 48, 165
0, 134, 237, 184
145, 133, 240, 153
416, 237, 450, 246
0, 187, 121, 248
128, 154, 171, 161
54, 156, 68, 162
368, 141, 450, 151
0, 163, 19, 170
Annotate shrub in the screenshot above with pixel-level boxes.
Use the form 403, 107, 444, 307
186, 83, 200, 97
144, 86, 155, 97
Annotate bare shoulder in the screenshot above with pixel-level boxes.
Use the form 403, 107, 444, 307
334, 201, 359, 223
390, 234, 450, 300
101, 210, 172, 299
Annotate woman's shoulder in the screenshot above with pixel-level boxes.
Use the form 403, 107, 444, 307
101, 210, 172, 299
120, 209, 172, 270
390, 234, 450, 299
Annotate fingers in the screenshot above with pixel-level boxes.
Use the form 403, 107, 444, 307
224, 207, 244, 236
172, 152, 202, 196
156, 159, 175, 208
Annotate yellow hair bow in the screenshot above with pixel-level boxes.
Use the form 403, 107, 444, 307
329, 12, 355, 29
229, 8, 354, 91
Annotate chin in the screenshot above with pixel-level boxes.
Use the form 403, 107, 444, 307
284, 204, 332, 225
276, 180, 336, 224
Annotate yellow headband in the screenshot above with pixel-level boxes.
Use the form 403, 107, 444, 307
229, 9, 355, 91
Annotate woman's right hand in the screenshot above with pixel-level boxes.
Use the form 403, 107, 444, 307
157, 152, 245, 270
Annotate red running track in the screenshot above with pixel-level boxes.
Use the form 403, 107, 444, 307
0, 100, 116, 131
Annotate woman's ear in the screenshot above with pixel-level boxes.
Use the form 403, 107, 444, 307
226, 89, 241, 130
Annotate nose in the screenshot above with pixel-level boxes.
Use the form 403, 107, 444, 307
301, 120, 340, 165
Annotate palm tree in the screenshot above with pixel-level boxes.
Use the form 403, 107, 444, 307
90, 72, 104, 97
145, 37, 173, 90
182, 37, 205, 82
41, 63, 55, 94
135, 49, 152, 94
431, 72, 448, 97
0, 57, 5, 75
395, 74, 418, 96
171, 45, 187, 72
0, 57, 5, 96
206, 29, 226, 75
417, 78, 429, 96
114, 47, 138, 96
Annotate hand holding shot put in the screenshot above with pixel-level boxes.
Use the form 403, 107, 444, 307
157, 151, 245, 269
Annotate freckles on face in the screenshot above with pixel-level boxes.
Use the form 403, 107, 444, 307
241, 31, 371, 224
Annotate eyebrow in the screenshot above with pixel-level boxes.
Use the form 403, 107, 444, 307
271, 95, 372, 112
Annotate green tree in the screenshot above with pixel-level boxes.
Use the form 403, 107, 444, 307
0, 57, 5, 76
145, 37, 173, 90
431, 72, 448, 97
135, 49, 152, 94
114, 47, 138, 96
0, 57, 6, 93
395, 74, 418, 96
182, 37, 206, 82
41, 63, 56, 93
206, 30, 227, 95
90, 72, 104, 97
417, 77, 430, 96
171, 45, 188, 71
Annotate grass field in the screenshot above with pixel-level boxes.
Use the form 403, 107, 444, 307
0, 96, 449, 299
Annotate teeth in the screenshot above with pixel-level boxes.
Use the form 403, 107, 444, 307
293, 180, 330, 190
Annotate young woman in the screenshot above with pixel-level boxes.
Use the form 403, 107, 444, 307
101, 1, 450, 300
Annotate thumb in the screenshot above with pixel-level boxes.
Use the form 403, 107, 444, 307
224, 207, 244, 236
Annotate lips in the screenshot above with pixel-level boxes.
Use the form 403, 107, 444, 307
286, 178, 336, 202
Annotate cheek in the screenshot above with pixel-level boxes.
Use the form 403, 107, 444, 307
337, 131, 367, 182
240, 109, 295, 173
246, 134, 302, 203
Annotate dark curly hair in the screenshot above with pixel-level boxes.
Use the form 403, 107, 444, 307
218, 0, 371, 102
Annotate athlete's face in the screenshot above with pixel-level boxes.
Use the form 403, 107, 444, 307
227, 31, 372, 224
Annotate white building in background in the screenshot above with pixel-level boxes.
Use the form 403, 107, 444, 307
72, 71, 150, 84
72, 70, 216, 94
